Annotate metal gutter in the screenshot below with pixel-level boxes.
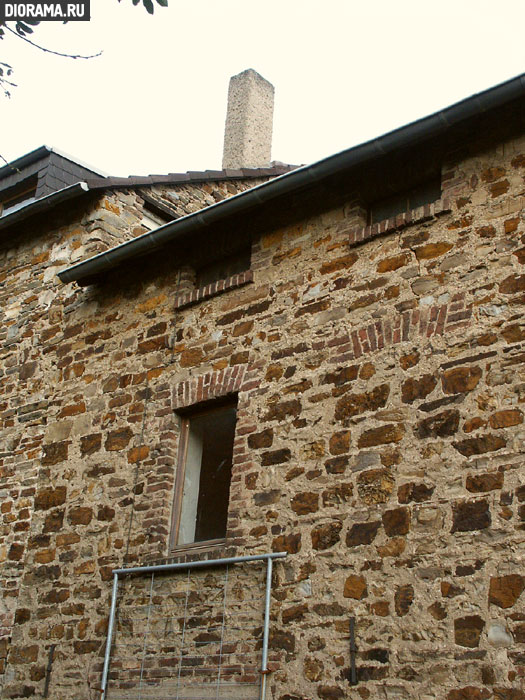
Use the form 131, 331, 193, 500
58, 72, 525, 286
0, 182, 90, 232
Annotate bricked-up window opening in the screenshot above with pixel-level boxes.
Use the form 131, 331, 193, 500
369, 176, 441, 224
172, 400, 237, 548
196, 247, 251, 288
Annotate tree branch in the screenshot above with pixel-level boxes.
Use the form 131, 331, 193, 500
4, 25, 102, 59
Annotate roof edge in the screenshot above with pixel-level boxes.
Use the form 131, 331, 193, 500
59, 71, 525, 286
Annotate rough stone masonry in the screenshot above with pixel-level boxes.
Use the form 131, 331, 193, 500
0, 77, 524, 699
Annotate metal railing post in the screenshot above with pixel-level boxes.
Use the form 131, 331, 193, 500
101, 572, 119, 700
260, 555, 273, 700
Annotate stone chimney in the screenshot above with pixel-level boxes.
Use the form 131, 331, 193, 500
222, 69, 274, 170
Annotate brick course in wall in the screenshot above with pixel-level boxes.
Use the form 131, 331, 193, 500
1, 132, 525, 699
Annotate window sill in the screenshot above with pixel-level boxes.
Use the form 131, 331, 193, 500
174, 269, 254, 310
349, 198, 451, 247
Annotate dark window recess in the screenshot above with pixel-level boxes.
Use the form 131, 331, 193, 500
0, 178, 37, 217
369, 177, 441, 224
196, 247, 251, 287
172, 400, 237, 547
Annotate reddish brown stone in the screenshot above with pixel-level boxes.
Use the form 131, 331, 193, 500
68, 507, 93, 526
489, 409, 523, 429
414, 241, 454, 260
441, 581, 463, 598
127, 445, 149, 463
489, 575, 525, 608
499, 273, 525, 294
428, 601, 447, 620
317, 686, 345, 700
453, 434, 506, 457
382, 507, 410, 536
8, 543, 24, 561
261, 448, 291, 466
401, 374, 437, 403
43, 510, 64, 533
493, 690, 525, 700
321, 365, 359, 388
272, 533, 301, 554
97, 506, 115, 521
248, 428, 273, 449
454, 615, 485, 647
466, 472, 504, 492
291, 492, 319, 515
269, 629, 295, 654
357, 468, 395, 504
80, 433, 101, 456
311, 521, 342, 550
482, 166, 506, 182
34, 486, 67, 511
442, 366, 482, 394
322, 483, 353, 507
105, 427, 133, 451
451, 499, 491, 532
400, 351, 420, 370
41, 441, 69, 465
73, 641, 100, 654
394, 584, 414, 616
58, 401, 86, 418
377, 252, 411, 273
346, 521, 380, 547
358, 423, 405, 448
490, 179, 510, 197
398, 482, 434, 503
9, 645, 38, 664
282, 604, 308, 624
335, 384, 389, 421
463, 417, 487, 433
447, 689, 491, 700
324, 456, 348, 474
264, 399, 301, 422
329, 431, 351, 455
502, 323, 525, 342
417, 409, 460, 438
513, 623, 525, 643
343, 575, 367, 599
370, 601, 389, 616
320, 252, 358, 275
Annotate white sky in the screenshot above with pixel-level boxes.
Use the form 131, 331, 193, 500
2, 0, 525, 177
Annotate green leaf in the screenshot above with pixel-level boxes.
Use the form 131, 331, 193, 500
132, 0, 140, 5
18, 22, 34, 34
156, 0, 168, 6
143, 0, 154, 12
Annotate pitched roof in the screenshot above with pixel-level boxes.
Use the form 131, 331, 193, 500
0, 142, 296, 231
59, 71, 525, 286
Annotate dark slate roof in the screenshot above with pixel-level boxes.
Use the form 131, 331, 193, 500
0, 146, 105, 199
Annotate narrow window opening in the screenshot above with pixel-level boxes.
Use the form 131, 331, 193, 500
196, 247, 251, 288
0, 178, 37, 217
173, 400, 237, 548
369, 176, 441, 224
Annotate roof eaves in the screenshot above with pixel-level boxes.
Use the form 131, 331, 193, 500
0, 182, 90, 232
58, 71, 525, 286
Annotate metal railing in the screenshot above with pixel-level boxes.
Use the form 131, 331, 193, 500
101, 552, 287, 700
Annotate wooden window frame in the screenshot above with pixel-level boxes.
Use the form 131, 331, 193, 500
169, 398, 237, 553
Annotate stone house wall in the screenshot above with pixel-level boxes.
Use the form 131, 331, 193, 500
0, 131, 524, 699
